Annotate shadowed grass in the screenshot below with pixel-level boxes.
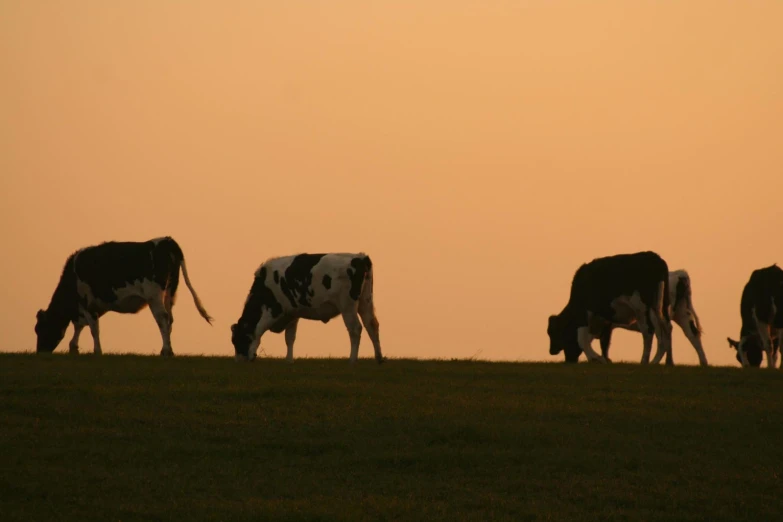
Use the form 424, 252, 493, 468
1, 353, 782, 521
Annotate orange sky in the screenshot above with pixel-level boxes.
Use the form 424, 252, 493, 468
2, 1, 781, 366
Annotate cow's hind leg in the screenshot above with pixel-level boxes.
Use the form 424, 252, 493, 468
649, 308, 673, 366
358, 300, 384, 364
284, 319, 299, 363
342, 310, 363, 363
674, 311, 707, 366
149, 298, 173, 357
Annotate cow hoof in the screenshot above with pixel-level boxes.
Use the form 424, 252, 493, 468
160, 350, 174, 357
376, 356, 385, 364
68, 347, 79, 355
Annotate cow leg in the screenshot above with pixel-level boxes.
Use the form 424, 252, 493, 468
149, 299, 173, 357
359, 300, 384, 364
598, 327, 613, 363
86, 315, 103, 355
649, 308, 673, 366
640, 331, 654, 364
284, 319, 299, 363
737, 337, 751, 367
674, 312, 708, 366
777, 332, 783, 369
163, 290, 174, 336
753, 316, 775, 369
577, 326, 606, 363
68, 323, 85, 354
342, 310, 363, 363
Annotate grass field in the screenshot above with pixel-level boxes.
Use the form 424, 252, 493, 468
1, 354, 782, 522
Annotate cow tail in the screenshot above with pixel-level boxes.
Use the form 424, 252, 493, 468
658, 279, 668, 322
682, 273, 704, 334
177, 247, 213, 325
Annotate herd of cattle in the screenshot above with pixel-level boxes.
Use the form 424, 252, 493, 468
33, 237, 783, 368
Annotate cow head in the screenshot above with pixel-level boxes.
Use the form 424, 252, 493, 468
727, 336, 763, 367
230, 322, 258, 362
548, 314, 586, 363
34, 309, 68, 353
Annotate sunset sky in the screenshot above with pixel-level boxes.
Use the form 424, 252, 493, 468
2, 1, 781, 366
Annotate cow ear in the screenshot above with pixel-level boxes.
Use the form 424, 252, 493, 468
230, 323, 237, 334
36, 309, 45, 320
726, 337, 739, 350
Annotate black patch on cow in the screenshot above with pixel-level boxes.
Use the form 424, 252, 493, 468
322, 274, 332, 289
547, 251, 670, 357
279, 254, 327, 308
273, 271, 279, 284
348, 256, 371, 300
231, 267, 285, 357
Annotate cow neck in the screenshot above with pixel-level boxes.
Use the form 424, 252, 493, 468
46, 253, 79, 324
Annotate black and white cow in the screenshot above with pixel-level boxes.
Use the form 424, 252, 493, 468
731, 264, 783, 369
556, 270, 707, 366
35, 237, 212, 356
727, 335, 780, 368
547, 251, 673, 364
231, 253, 383, 363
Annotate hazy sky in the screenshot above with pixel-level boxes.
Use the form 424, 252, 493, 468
2, 1, 781, 366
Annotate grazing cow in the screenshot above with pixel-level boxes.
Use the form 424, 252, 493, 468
727, 335, 780, 368
230, 253, 383, 363
547, 251, 673, 365
732, 264, 783, 369
557, 270, 708, 366
35, 237, 212, 356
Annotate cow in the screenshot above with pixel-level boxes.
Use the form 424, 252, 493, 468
556, 270, 708, 366
230, 253, 383, 363
727, 335, 780, 368
35, 237, 212, 356
731, 264, 783, 369
547, 251, 673, 365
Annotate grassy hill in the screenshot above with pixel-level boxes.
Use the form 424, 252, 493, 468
1, 354, 781, 521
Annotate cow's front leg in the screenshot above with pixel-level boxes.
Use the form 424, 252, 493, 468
577, 326, 605, 363
754, 318, 775, 369
86, 315, 103, 355
342, 310, 363, 363
284, 319, 299, 363
598, 327, 613, 363
737, 337, 751, 367
149, 299, 173, 357
68, 323, 85, 354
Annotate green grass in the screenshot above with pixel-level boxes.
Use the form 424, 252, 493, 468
1, 354, 782, 522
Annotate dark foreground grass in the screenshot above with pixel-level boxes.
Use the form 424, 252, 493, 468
1, 354, 782, 522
